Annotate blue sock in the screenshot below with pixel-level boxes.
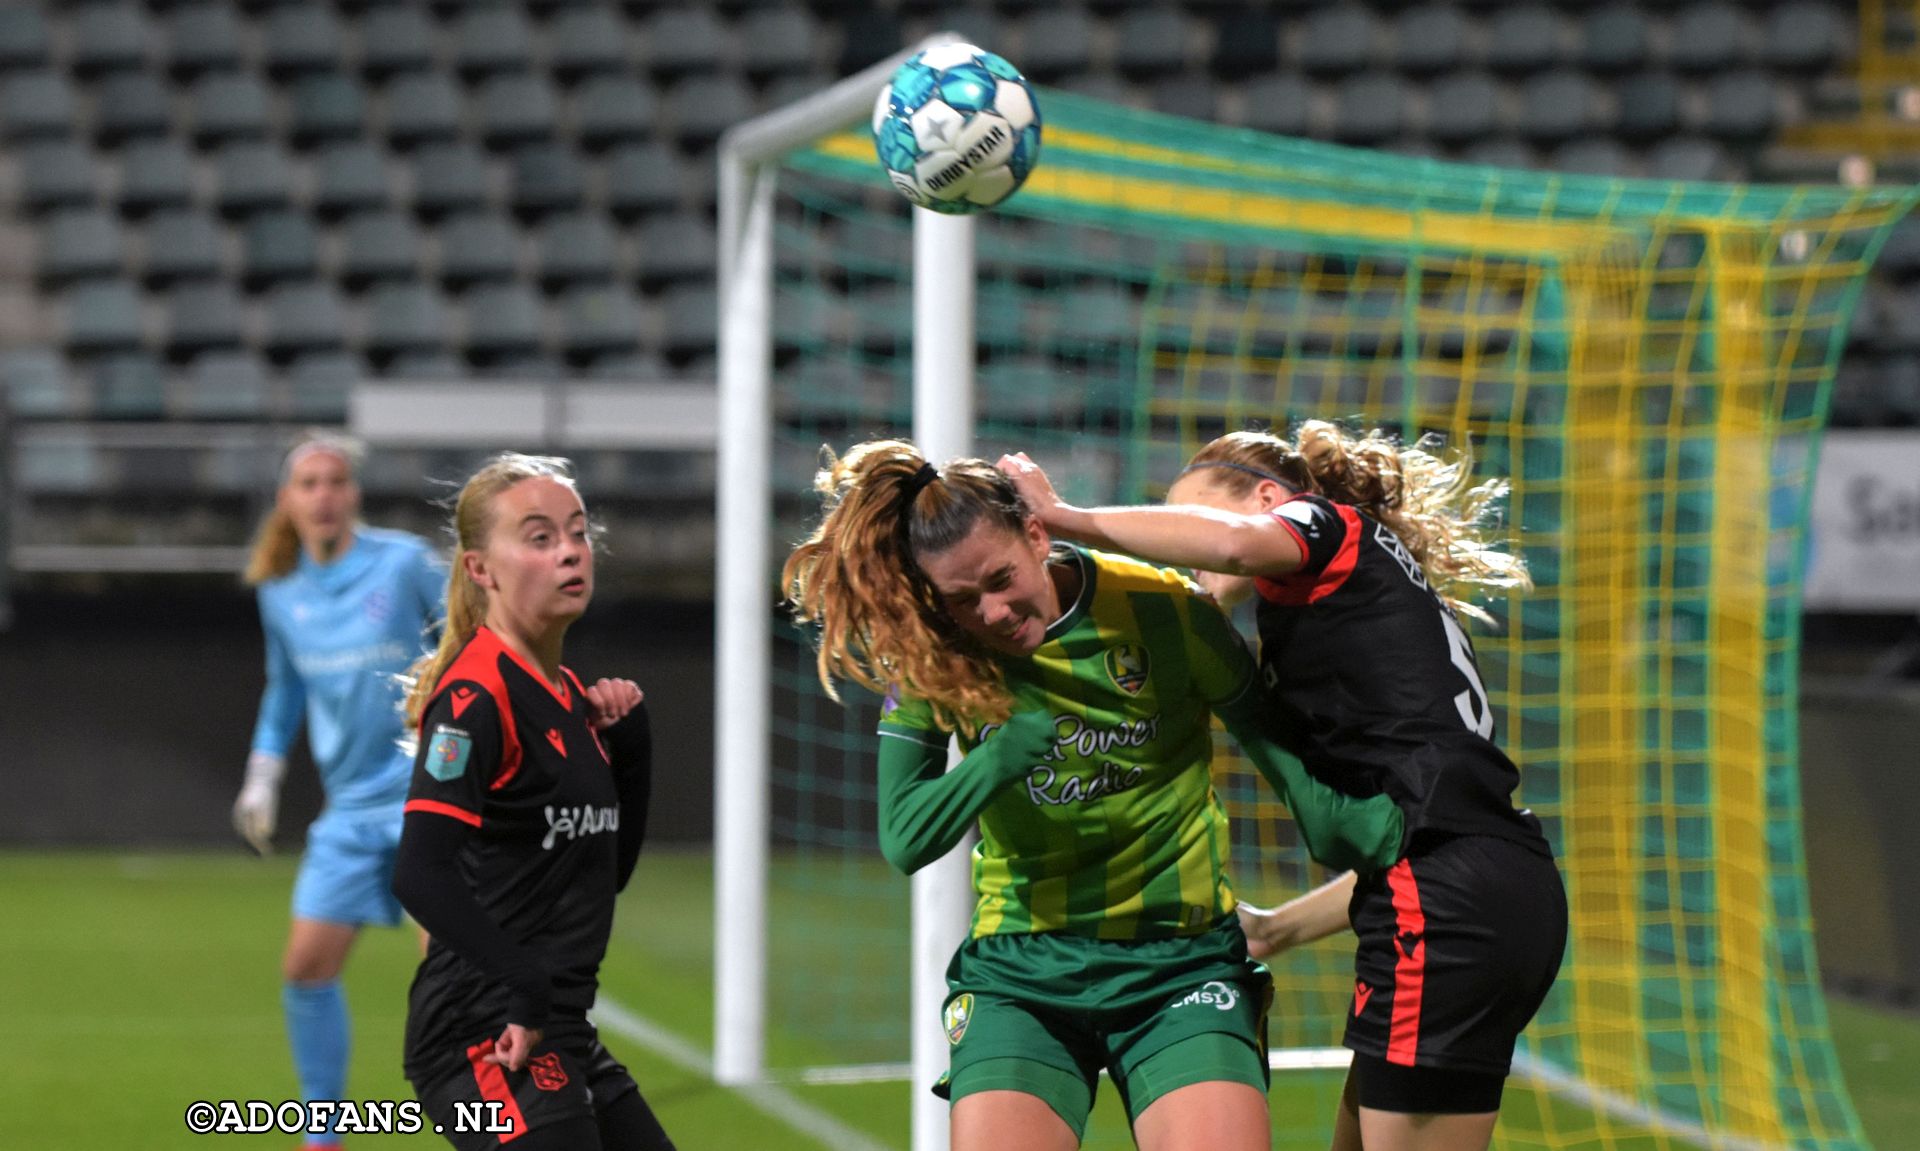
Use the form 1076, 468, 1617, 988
284, 979, 350, 1147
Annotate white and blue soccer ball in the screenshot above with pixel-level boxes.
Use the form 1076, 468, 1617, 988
872, 43, 1042, 215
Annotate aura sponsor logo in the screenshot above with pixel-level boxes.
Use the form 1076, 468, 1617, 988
542, 804, 619, 850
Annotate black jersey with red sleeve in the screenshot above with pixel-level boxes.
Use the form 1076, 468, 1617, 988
1251, 493, 1547, 857
393, 625, 649, 1078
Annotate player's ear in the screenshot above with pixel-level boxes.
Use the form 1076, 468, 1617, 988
1255, 479, 1288, 511
462, 549, 495, 592
1022, 514, 1050, 558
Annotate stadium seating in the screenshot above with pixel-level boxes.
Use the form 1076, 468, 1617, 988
0, 0, 1899, 443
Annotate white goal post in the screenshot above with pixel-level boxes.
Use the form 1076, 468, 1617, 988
713, 33, 973, 1151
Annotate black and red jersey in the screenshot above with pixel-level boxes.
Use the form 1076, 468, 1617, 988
1251, 493, 1547, 855
397, 625, 649, 1077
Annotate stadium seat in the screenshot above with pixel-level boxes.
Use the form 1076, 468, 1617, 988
262, 5, 343, 78
1297, 8, 1376, 78
643, 8, 726, 79
2, 70, 77, 140
1018, 10, 1097, 82
311, 141, 393, 221
1579, 5, 1650, 74
141, 209, 224, 286
945, 9, 1006, 57
587, 349, 669, 380
1878, 216, 1920, 282
1484, 6, 1561, 75
1701, 71, 1777, 141
483, 352, 566, 381
363, 281, 452, 361
509, 143, 587, 219
176, 349, 270, 419
1552, 137, 1634, 175
0, 7, 50, 72
23, 141, 99, 217
92, 352, 167, 419
288, 350, 363, 420
340, 210, 424, 289
438, 212, 522, 288
538, 212, 619, 288
289, 72, 369, 148
1615, 72, 1681, 142
573, 75, 657, 151
1331, 72, 1408, 144
1115, 11, 1189, 80
1392, 5, 1468, 78
476, 73, 560, 150
550, 7, 630, 83
212, 142, 295, 218
164, 4, 243, 79
1461, 137, 1537, 168
463, 282, 546, 362
1886, 355, 1920, 425
1152, 76, 1221, 122
1212, 10, 1280, 81
1879, 285, 1920, 353
384, 73, 464, 149
114, 139, 190, 217
40, 208, 125, 287
559, 283, 642, 362
264, 280, 349, 358
668, 74, 756, 147
837, 10, 903, 75
636, 211, 717, 289
70, 3, 151, 79
1646, 136, 1734, 180
604, 141, 684, 220
1426, 72, 1500, 145
660, 283, 718, 359
388, 350, 465, 379
741, 9, 821, 79
1240, 73, 1313, 137
188, 72, 272, 146
165, 280, 247, 358
409, 143, 493, 220
1518, 70, 1598, 144
1668, 3, 1747, 75
1762, 2, 1844, 74
452, 5, 536, 80
66, 279, 147, 355
93, 72, 173, 146
3, 347, 73, 418
360, 7, 435, 81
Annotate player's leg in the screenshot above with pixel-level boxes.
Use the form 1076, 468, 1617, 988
952, 1088, 1081, 1151
1130, 1076, 1269, 1151
577, 1030, 678, 1151
1329, 1065, 1363, 1151
940, 989, 1097, 1151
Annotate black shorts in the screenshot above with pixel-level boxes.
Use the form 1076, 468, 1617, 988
1344, 833, 1566, 1084
411, 1022, 638, 1150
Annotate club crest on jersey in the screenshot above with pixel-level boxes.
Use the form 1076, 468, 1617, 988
1103, 644, 1150, 695
426, 725, 471, 781
944, 994, 974, 1045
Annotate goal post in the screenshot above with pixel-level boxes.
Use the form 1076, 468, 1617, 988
717, 51, 1920, 1151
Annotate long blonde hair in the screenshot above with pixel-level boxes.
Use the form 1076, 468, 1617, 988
1186, 421, 1531, 623
782, 439, 1032, 736
243, 431, 364, 586
402, 452, 580, 728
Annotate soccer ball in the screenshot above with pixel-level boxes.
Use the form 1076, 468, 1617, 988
872, 43, 1042, 215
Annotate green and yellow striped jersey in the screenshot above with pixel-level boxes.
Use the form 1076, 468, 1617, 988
877, 545, 1258, 941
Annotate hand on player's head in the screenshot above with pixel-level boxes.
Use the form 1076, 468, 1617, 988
584, 677, 643, 730
994, 452, 1063, 522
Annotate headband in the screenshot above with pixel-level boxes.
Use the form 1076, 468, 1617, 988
280, 438, 357, 483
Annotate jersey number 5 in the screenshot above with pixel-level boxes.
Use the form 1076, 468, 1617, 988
1441, 611, 1494, 738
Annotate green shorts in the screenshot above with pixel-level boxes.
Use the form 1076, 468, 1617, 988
934, 915, 1271, 1137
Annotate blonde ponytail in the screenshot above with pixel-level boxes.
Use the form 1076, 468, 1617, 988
402, 452, 580, 728
1187, 421, 1531, 624
243, 507, 302, 586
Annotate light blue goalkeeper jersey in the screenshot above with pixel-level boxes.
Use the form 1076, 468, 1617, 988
250, 527, 446, 816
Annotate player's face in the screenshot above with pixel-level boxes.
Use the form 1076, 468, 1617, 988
280, 450, 358, 548
474, 477, 594, 627
917, 516, 1058, 657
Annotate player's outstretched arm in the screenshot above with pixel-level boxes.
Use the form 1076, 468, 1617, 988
1237, 871, 1359, 961
996, 452, 1305, 577
876, 708, 1058, 874
1216, 696, 1404, 875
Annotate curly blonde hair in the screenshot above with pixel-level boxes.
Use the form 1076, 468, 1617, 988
781, 439, 1033, 736
1186, 421, 1531, 624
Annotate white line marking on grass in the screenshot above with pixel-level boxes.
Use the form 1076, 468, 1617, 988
591, 995, 900, 1151
1511, 1052, 1791, 1151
